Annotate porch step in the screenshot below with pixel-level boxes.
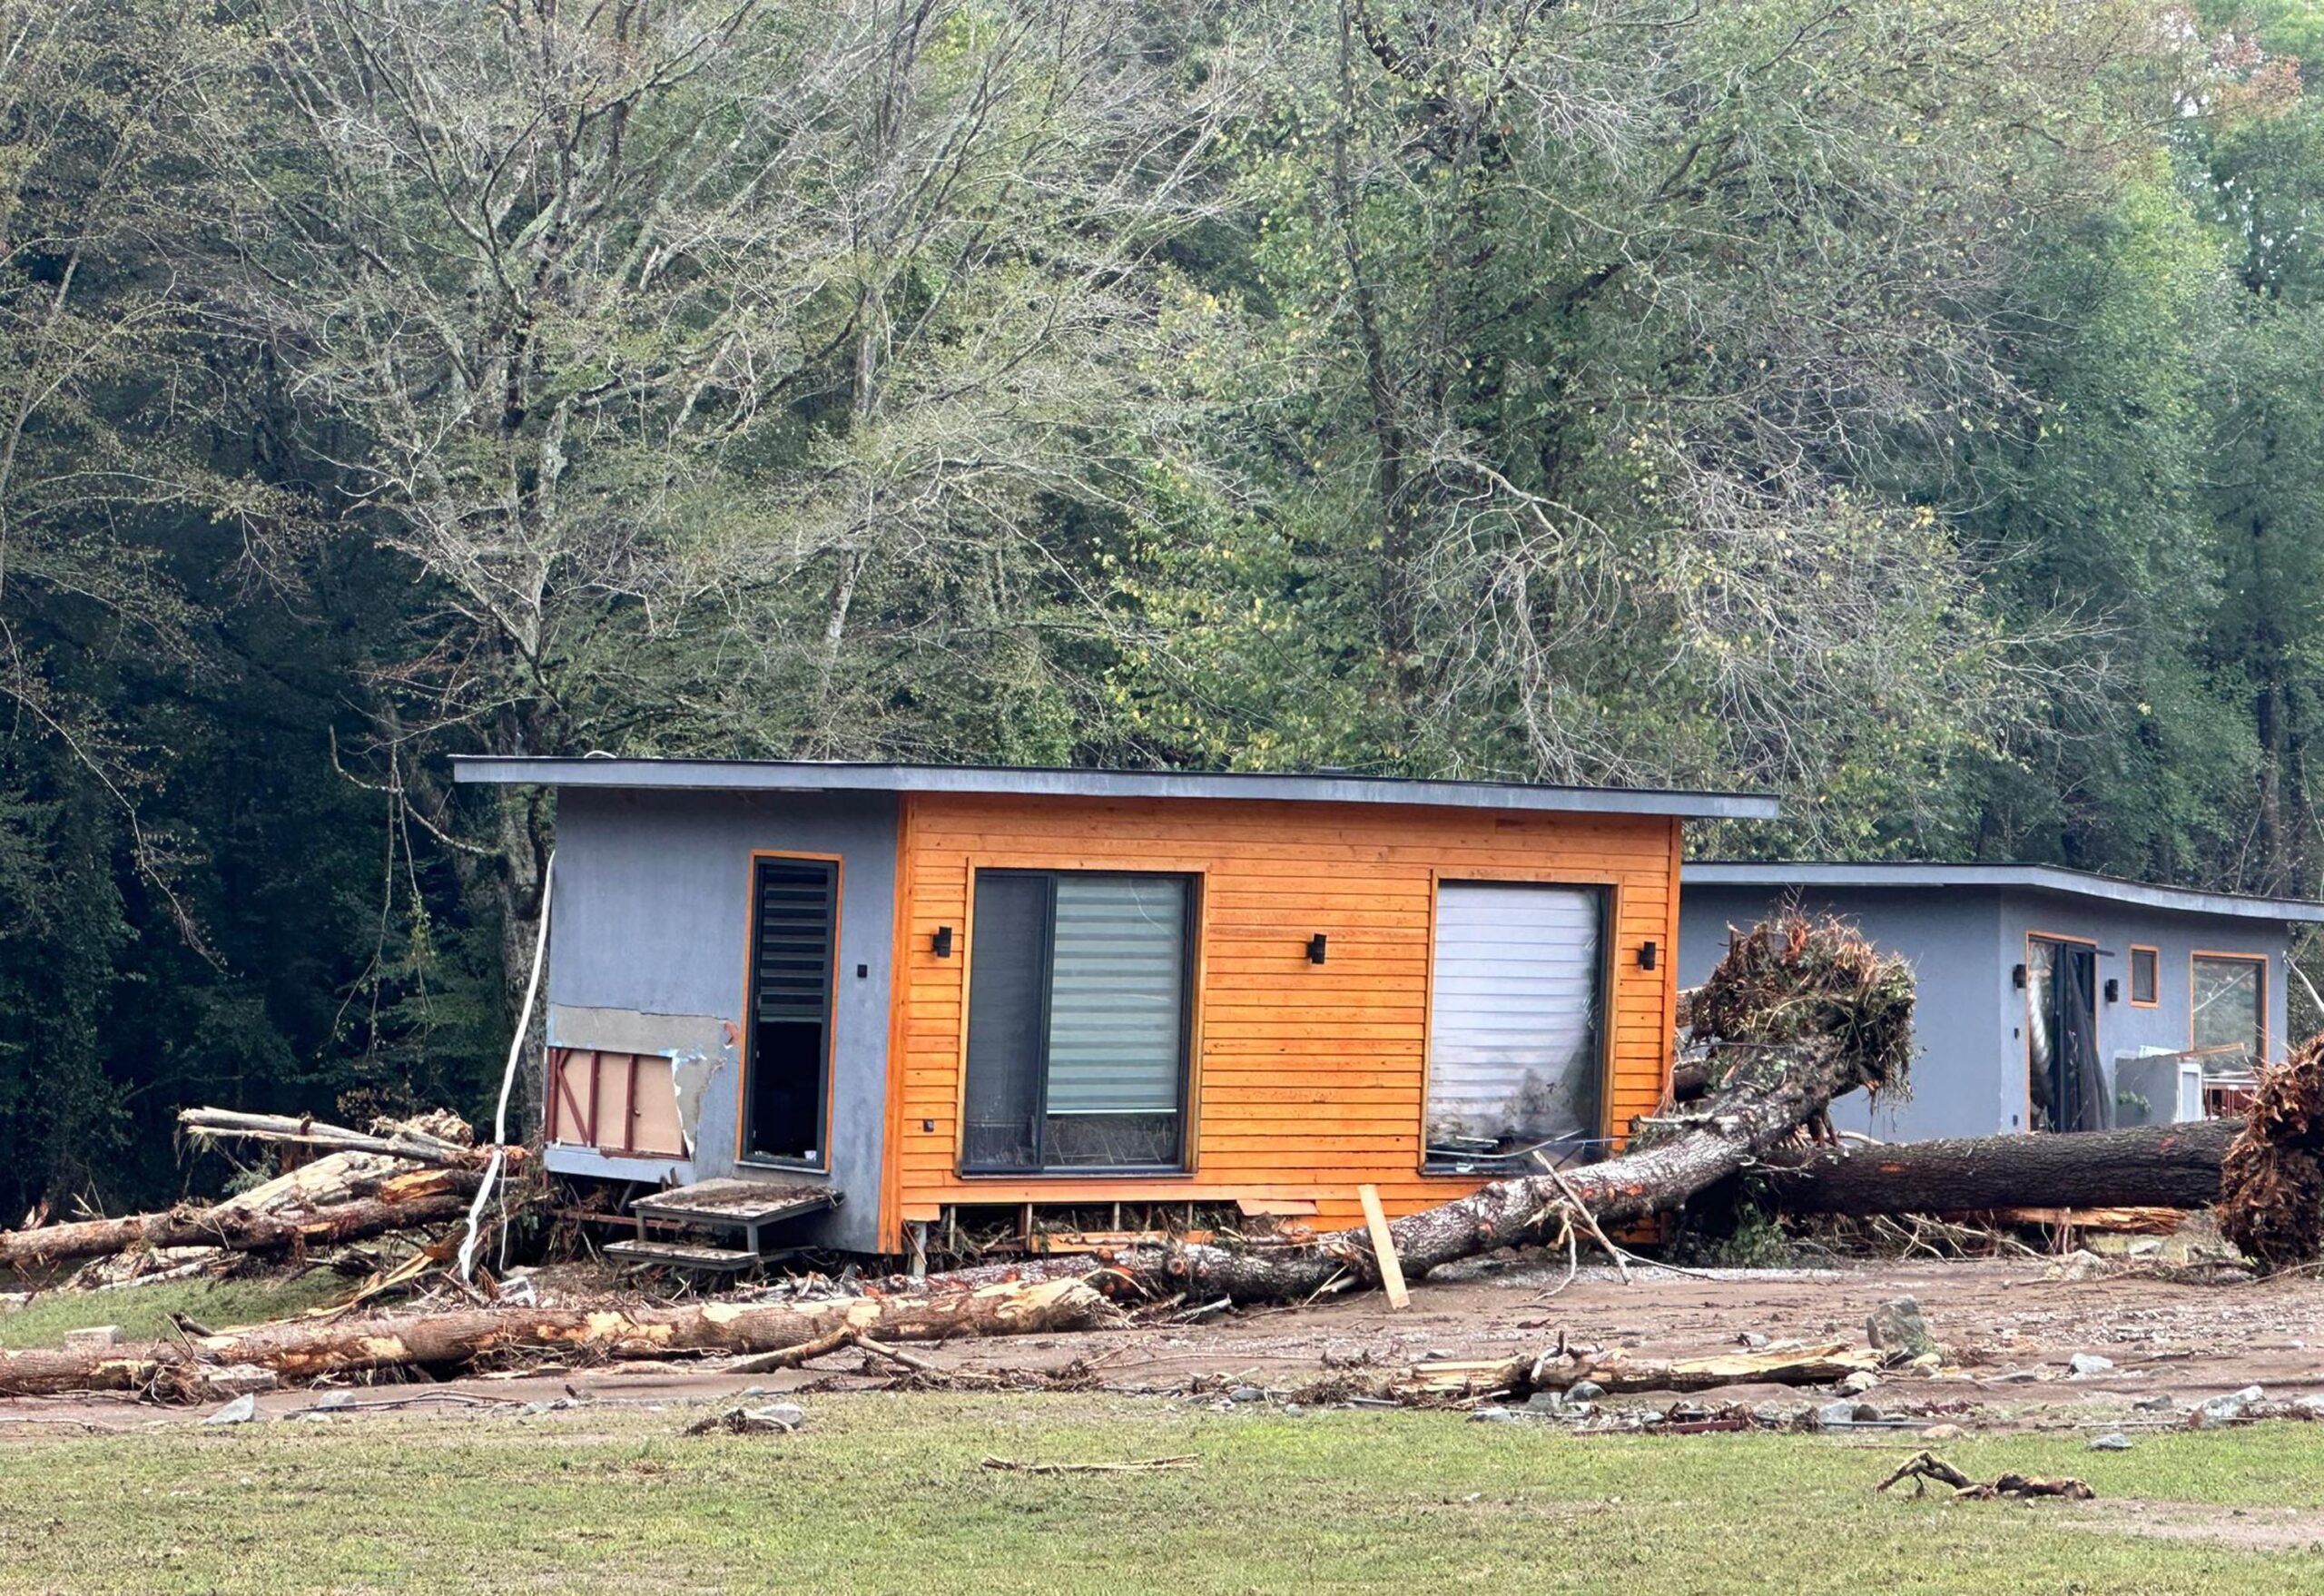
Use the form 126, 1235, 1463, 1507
603, 1239, 764, 1274
629, 1177, 839, 1230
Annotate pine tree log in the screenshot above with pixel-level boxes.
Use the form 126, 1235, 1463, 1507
0, 1276, 1108, 1399
1758, 1119, 2238, 1217
176, 1108, 487, 1169
0, 1161, 489, 1272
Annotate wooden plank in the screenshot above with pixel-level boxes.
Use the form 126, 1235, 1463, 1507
1357, 1184, 1411, 1310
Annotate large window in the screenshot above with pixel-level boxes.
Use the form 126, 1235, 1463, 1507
2191, 953, 2267, 1077
1424, 882, 1607, 1172
961, 871, 1193, 1173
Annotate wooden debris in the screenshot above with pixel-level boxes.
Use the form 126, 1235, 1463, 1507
1355, 1184, 1409, 1310
177, 1108, 487, 1170
1404, 1340, 1883, 1397
980, 1454, 1196, 1475
684, 1404, 804, 1436
1876, 1451, 2094, 1501
0, 1158, 487, 1271
0, 1276, 1110, 1399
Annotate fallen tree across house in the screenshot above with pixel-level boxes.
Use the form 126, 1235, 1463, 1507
0, 1276, 1108, 1399
902, 913, 1916, 1305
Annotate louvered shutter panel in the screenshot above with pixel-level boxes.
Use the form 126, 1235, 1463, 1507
752, 859, 835, 1029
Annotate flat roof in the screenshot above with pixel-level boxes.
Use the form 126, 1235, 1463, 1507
449, 756, 1779, 821
1685, 861, 2324, 924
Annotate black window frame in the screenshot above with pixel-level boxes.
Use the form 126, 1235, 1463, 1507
741, 853, 840, 1169
960, 868, 1198, 1177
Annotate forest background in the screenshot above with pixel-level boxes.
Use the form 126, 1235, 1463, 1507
7, 0, 2324, 1211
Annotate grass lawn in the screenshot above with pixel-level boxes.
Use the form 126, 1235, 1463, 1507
0, 1273, 348, 1350
0, 1394, 2318, 1593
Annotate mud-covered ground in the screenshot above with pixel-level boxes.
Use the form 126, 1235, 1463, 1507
4, 1251, 2318, 1433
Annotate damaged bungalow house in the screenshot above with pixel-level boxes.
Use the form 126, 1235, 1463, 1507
452, 757, 1775, 1267
1678, 862, 2324, 1143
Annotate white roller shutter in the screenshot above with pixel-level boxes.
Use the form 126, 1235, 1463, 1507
1427, 882, 1605, 1165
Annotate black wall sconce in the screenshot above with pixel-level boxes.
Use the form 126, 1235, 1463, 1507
1306, 933, 1328, 965
2104, 978, 2121, 1004
2012, 962, 2027, 990
932, 926, 954, 959
1640, 940, 1658, 971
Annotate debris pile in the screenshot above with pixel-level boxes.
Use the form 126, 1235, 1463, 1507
0, 1108, 510, 1276
2217, 1032, 2324, 1273
1876, 1452, 2094, 1502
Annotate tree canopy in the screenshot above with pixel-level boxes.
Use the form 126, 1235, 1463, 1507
5, 0, 2324, 1211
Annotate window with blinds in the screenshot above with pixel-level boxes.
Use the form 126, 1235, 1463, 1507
961, 871, 1192, 1172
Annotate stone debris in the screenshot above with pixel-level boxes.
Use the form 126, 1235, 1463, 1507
2192, 1385, 2264, 1428
201, 1393, 259, 1426
1866, 1297, 1935, 1362
2066, 1353, 2115, 1378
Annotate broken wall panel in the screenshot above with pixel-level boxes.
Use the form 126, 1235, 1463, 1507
547, 1049, 686, 1158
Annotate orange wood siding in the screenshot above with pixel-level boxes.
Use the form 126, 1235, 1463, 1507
881, 793, 1682, 1249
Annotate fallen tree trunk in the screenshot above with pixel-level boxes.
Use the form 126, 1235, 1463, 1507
177, 1108, 488, 1170
1759, 1118, 2237, 1217
1406, 1341, 1883, 1397
0, 1163, 487, 1272
0, 1276, 1108, 1399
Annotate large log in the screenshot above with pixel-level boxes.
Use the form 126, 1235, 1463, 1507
1759, 1119, 2238, 1217
1405, 1340, 1885, 1397
0, 1276, 1108, 1399
176, 1108, 487, 1170
0, 1162, 487, 1272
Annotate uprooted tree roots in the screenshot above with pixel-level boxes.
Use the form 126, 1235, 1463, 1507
2218, 1033, 2324, 1274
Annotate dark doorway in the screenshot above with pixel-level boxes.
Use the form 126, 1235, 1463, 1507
2027, 936, 2106, 1133
744, 857, 837, 1163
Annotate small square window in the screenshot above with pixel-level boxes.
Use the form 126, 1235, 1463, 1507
2129, 946, 2158, 1007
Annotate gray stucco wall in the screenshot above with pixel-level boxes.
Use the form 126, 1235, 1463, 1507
1679, 885, 2005, 1139
1996, 889, 2290, 1113
542, 787, 898, 1252
1679, 881, 2293, 1141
